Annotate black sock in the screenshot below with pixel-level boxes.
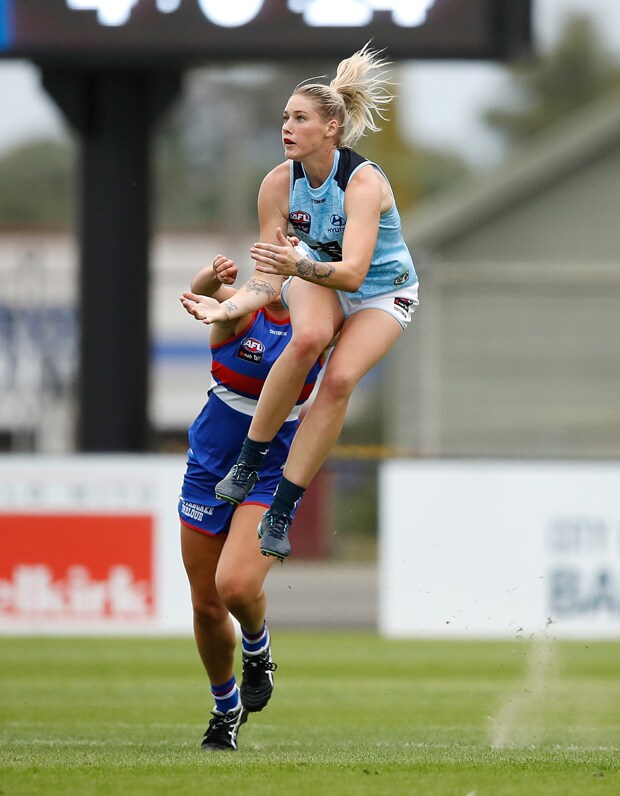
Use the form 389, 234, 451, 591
239, 436, 271, 470
270, 476, 306, 516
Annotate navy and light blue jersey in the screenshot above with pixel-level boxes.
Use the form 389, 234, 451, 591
288, 147, 417, 300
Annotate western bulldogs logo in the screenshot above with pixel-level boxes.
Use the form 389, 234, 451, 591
238, 337, 265, 364
289, 210, 311, 234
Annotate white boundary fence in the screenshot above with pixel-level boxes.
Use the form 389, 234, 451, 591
3, 456, 620, 637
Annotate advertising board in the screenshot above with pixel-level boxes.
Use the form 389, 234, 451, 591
0, 455, 190, 634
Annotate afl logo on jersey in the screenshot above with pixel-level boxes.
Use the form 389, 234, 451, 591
238, 337, 265, 364
289, 210, 311, 234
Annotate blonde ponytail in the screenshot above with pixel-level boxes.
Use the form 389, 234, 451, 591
294, 43, 394, 148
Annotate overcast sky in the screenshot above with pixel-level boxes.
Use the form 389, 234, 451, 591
0, 0, 619, 165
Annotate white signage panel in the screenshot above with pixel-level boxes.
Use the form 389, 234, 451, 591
379, 460, 620, 638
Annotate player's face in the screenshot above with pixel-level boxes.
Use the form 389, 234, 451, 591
282, 94, 335, 159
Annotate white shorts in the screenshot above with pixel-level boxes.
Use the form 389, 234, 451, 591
335, 282, 419, 330
280, 278, 419, 330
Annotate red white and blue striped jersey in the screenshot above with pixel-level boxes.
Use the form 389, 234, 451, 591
187, 307, 323, 480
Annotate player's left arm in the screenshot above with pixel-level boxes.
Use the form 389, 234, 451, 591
189, 255, 238, 299
252, 167, 383, 292
180, 255, 242, 339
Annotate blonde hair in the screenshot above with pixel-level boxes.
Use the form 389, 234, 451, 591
293, 43, 394, 149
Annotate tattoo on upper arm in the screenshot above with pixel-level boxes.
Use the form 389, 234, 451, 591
296, 258, 336, 281
245, 278, 277, 299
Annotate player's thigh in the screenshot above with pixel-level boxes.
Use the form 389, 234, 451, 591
286, 278, 344, 339
323, 307, 403, 389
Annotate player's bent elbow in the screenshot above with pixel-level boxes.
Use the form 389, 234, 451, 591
344, 273, 365, 293
341, 263, 368, 293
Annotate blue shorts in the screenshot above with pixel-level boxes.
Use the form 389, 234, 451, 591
178, 449, 297, 537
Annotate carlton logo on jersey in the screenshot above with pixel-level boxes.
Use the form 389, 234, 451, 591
238, 337, 265, 364
289, 210, 311, 234
393, 297, 414, 317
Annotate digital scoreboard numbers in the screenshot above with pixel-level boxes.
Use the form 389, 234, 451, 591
63, 0, 438, 28
0, 0, 531, 64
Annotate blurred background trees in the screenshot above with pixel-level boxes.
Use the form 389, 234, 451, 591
0, 139, 74, 228
0, 62, 470, 231
1, 14, 618, 231
483, 14, 620, 145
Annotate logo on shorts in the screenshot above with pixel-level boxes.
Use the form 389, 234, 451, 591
238, 337, 265, 363
180, 501, 214, 522
394, 297, 414, 316
289, 210, 311, 234
394, 270, 410, 286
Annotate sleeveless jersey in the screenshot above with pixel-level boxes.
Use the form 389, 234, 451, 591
187, 307, 323, 485
288, 147, 417, 300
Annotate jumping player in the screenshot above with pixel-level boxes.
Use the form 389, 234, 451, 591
181, 43, 418, 561
179, 250, 324, 750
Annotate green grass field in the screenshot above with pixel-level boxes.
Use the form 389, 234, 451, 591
1, 633, 618, 795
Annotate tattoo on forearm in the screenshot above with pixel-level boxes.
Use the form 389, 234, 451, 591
296, 258, 313, 277
313, 261, 336, 280
245, 278, 277, 299
296, 258, 336, 281
223, 300, 238, 316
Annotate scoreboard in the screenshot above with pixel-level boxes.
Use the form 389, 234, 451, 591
0, 0, 531, 65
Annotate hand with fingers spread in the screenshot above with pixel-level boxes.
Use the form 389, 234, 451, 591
252, 228, 304, 277
180, 292, 232, 324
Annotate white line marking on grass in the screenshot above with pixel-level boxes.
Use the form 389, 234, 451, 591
489, 638, 558, 748
5, 736, 619, 753
3, 721, 199, 730
7, 738, 179, 747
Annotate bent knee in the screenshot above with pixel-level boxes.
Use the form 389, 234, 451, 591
320, 367, 358, 401
216, 572, 260, 612
289, 327, 333, 360
192, 597, 228, 628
